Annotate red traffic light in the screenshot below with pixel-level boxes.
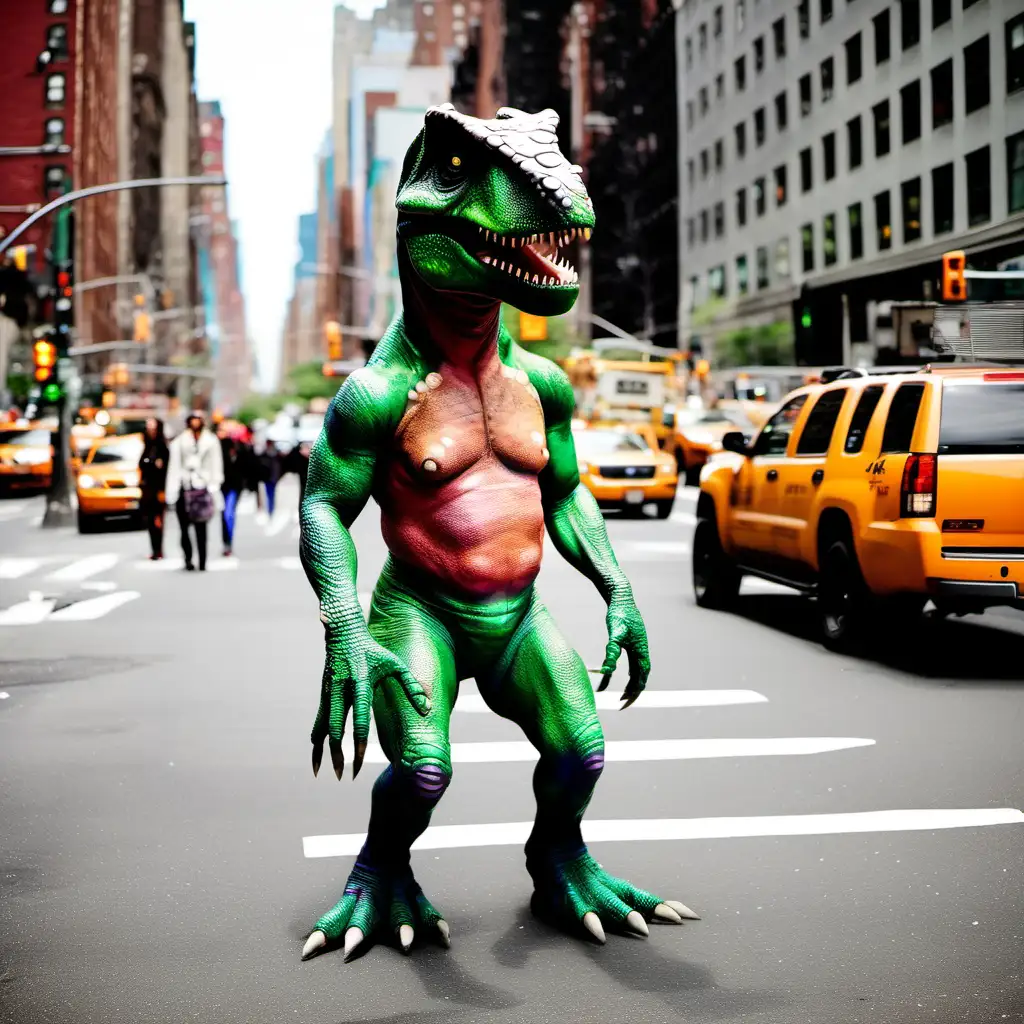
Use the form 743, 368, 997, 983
57, 271, 70, 288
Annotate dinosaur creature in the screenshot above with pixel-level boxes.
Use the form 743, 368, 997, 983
298, 103, 698, 962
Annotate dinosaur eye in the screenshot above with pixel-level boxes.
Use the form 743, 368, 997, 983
450, 155, 462, 167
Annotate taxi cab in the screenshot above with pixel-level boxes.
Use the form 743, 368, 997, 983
692, 365, 1024, 650
663, 405, 750, 485
0, 423, 53, 492
574, 422, 678, 518
76, 433, 145, 533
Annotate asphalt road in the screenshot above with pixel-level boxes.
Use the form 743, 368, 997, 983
2, 477, 1023, 1024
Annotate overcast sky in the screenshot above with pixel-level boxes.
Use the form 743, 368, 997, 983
183, 0, 387, 392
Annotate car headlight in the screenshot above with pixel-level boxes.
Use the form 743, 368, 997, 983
122, 470, 141, 486
13, 449, 48, 466
78, 474, 96, 489
656, 460, 676, 476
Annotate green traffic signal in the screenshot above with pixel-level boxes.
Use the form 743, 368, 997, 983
801, 308, 812, 329
42, 382, 62, 403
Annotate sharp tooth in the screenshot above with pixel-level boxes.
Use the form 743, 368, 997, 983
532, 274, 540, 284
510, 237, 516, 248
516, 267, 522, 277
583, 227, 592, 241
569, 228, 576, 242
501, 235, 506, 246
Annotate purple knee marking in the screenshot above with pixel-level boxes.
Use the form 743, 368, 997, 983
408, 763, 451, 805
581, 749, 605, 777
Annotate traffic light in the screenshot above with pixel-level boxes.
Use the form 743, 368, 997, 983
325, 320, 343, 361
12, 246, 30, 272
133, 293, 150, 342
33, 337, 58, 385
942, 250, 966, 302
101, 390, 116, 408
801, 306, 812, 329
519, 312, 547, 342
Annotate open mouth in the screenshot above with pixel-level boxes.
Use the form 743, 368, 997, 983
473, 226, 589, 287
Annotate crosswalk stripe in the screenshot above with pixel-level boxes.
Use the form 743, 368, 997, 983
303, 807, 1024, 858
621, 541, 690, 555
0, 596, 57, 625
0, 557, 45, 579
47, 553, 119, 582
362, 736, 873, 765
206, 559, 239, 572
48, 591, 140, 621
454, 689, 768, 713
670, 511, 696, 526
266, 513, 295, 537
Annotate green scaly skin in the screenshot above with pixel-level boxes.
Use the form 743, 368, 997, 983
298, 104, 699, 962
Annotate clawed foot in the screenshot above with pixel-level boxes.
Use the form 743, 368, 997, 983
301, 860, 450, 962
529, 849, 698, 944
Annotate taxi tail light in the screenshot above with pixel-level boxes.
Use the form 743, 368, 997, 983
900, 453, 937, 518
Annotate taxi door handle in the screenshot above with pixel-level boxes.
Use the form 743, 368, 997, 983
766, 469, 778, 481
812, 469, 824, 485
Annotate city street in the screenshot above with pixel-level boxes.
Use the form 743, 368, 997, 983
2, 477, 1023, 1024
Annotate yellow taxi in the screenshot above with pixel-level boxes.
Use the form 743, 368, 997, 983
663, 405, 751, 485
692, 365, 1024, 649
0, 423, 53, 492
574, 422, 678, 518
71, 423, 106, 477
76, 433, 145, 533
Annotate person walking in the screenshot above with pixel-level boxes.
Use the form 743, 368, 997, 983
218, 428, 245, 557
166, 410, 224, 572
259, 440, 282, 518
139, 417, 169, 560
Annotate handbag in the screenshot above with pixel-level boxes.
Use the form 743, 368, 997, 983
184, 487, 214, 523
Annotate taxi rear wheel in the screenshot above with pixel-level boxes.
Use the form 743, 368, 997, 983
693, 517, 741, 609
818, 539, 873, 651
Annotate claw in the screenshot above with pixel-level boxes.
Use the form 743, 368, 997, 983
620, 691, 640, 709
582, 911, 606, 944
329, 737, 344, 780
625, 910, 649, 937
398, 924, 414, 952
343, 926, 364, 961
353, 738, 367, 779
665, 899, 701, 920
436, 919, 451, 948
653, 903, 683, 924
301, 930, 327, 960
311, 742, 323, 778
597, 672, 612, 692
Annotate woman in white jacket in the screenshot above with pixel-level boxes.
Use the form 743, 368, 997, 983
165, 410, 224, 571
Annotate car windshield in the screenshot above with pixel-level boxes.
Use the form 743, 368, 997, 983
0, 428, 50, 446
938, 382, 1024, 454
88, 440, 144, 465
575, 430, 649, 454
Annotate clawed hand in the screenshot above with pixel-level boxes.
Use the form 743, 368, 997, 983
596, 590, 651, 707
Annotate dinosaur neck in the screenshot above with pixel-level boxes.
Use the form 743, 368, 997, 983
398, 244, 501, 368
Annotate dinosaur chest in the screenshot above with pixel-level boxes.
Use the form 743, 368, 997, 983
394, 360, 549, 484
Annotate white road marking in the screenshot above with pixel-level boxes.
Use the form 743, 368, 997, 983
265, 512, 294, 537
48, 591, 140, 621
670, 511, 697, 526
623, 541, 691, 555
47, 553, 119, 582
741, 578, 800, 595
276, 556, 303, 570
0, 597, 57, 625
359, 592, 372, 616
207, 559, 239, 572
0, 692, 8, 699
303, 807, 1024, 858
134, 557, 185, 571
0, 557, 44, 579
362, 736, 873, 764
82, 581, 118, 592
455, 688, 768, 713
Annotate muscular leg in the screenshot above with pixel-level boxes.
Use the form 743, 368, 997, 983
304, 586, 457, 959
479, 599, 697, 942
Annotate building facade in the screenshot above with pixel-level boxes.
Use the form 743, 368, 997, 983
677, 0, 1024, 365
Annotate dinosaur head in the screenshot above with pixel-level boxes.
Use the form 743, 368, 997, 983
396, 104, 595, 318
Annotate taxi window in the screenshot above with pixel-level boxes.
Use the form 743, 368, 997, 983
795, 389, 848, 455
843, 386, 884, 453
753, 395, 807, 456
0, 428, 50, 446
880, 383, 925, 453
938, 382, 1024, 454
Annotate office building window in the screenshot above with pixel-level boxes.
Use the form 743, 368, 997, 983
962, 0, 982, 8
800, 73, 812, 116
716, 73, 725, 99
823, 213, 837, 266
709, 265, 726, 299
714, 4, 723, 37
687, 159, 694, 188
757, 246, 770, 289
775, 92, 788, 131
699, 22, 707, 52
847, 116, 862, 169
736, 0, 747, 34
1008, 14, 1024, 95
687, 218, 695, 247
823, 132, 836, 181
701, 209, 709, 241
798, 0, 810, 39
735, 55, 747, 91
700, 87, 709, 116
821, 0, 832, 24
700, 150, 709, 177
774, 17, 786, 58
775, 164, 788, 206
901, 177, 922, 242
875, 190, 892, 250
735, 121, 747, 158
45, 73, 65, 108
1008, 131, 1024, 213
44, 117, 64, 146
715, 138, 724, 171
754, 35, 765, 73
964, 36, 990, 114
874, 9, 890, 63
754, 107, 766, 146
776, 238, 791, 278
848, 203, 863, 260
845, 33, 862, 84
800, 147, 813, 192
931, 59, 954, 128
932, 162, 954, 233
754, 177, 766, 216
686, 101, 694, 129
966, 145, 991, 225
901, 80, 921, 143
685, 37, 693, 68
714, 201, 725, 237
901, 0, 920, 50
801, 223, 814, 272
821, 57, 834, 103
736, 254, 749, 295
689, 275, 699, 312
873, 100, 890, 157
933, 0, 951, 27
737, 187, 748, 226
47, 24, 68, 58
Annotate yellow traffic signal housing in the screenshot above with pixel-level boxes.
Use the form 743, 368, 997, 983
519, 311, 547, 342
942, 250, 966, 302
12, 246, 29, 272
101, 390, 116, 408
33, 338, 57, 382
325, 320, 343, 361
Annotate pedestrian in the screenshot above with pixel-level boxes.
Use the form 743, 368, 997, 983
165, 410, 224, 572
139, 417, 169, 560
219, 428, 245, 557
285, 440, 311, 511
259, 440, 282, 518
